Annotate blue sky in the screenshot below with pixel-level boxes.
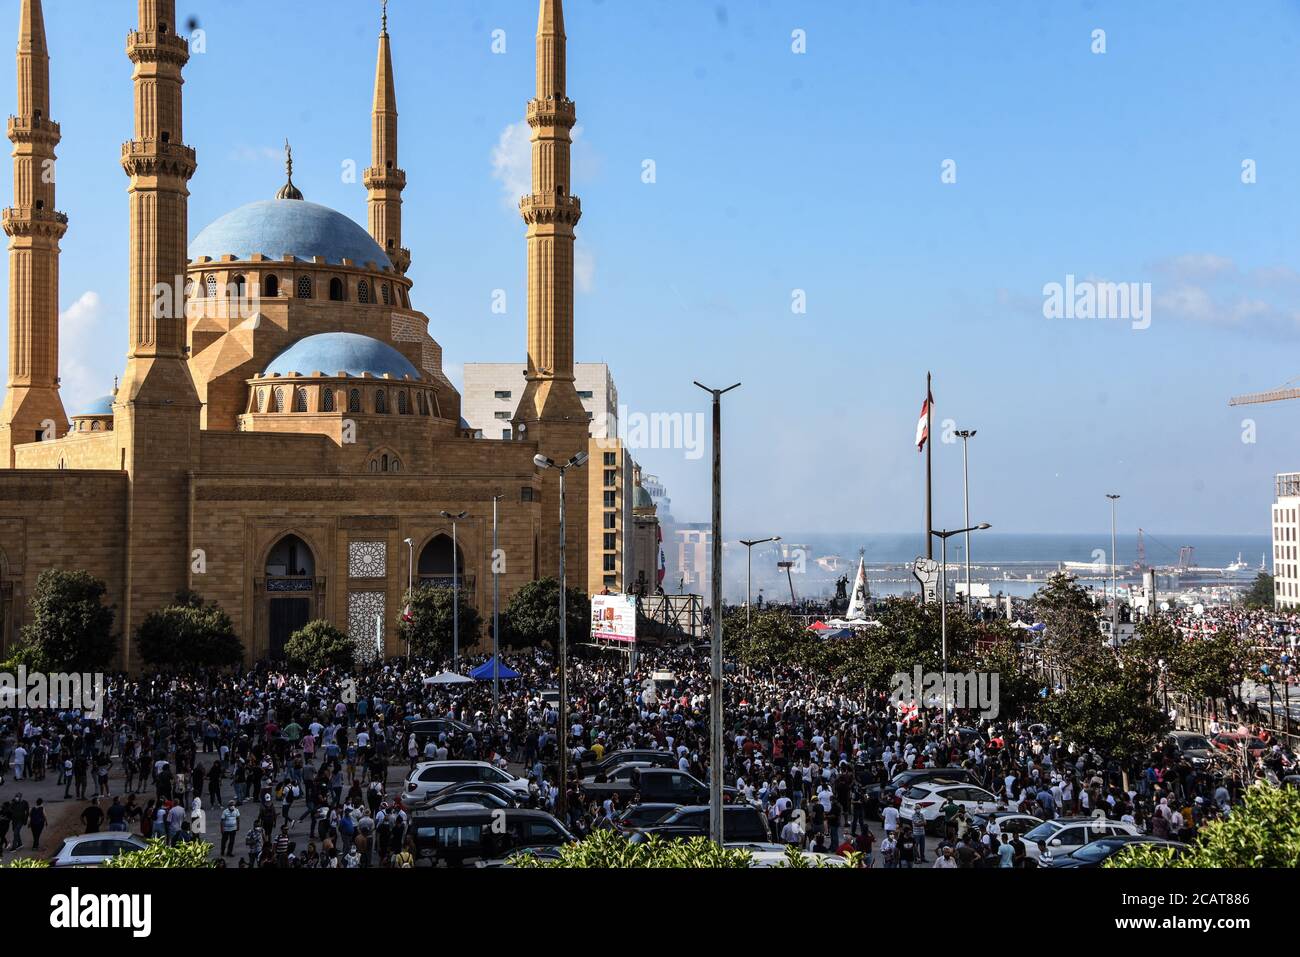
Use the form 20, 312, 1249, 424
3, 0, 1300, 536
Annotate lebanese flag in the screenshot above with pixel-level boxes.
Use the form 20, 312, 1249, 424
915, 391, 934, 452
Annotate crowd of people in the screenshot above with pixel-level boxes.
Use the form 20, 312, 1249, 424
0, 603, 1294, 868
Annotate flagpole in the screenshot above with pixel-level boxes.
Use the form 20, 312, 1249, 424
925, 371, 933, 560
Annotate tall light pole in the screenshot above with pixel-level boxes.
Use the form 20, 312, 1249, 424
1106, 494, 1121, 646
740, 536, 781, 625
491, 493, 504, 712
955, 430, 977, 611
696, 380, 740, 846
402, 537, 414, 660
931, 523, 992, 743
440, 510, 468, 671
534, 451, 589, 821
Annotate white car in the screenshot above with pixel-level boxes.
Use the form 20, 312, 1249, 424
49, 833, 148, 868
1022, 817, 1142, 864
404, 760, 530, 802
898, 782, 1001, 830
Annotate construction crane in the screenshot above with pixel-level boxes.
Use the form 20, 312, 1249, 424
1230, 377, 1300, 407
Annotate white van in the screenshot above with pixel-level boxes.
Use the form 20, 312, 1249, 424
404, 760, 530, 802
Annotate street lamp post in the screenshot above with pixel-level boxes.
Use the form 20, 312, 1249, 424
740, 536, 781, 625
534, 451, 590, 822
696, 380, 740, 847
955, 430, 977, 611
1106, 494, 1121, 647
402, 537, 414, 660
439, 510, 468, 671
492, 493, 504, 712
930, 523, 992, 743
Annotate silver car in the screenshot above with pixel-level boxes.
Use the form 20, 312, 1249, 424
49, 833, 148, 868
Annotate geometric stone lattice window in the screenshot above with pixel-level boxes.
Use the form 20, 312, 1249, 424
348, 540, 387, 579
347, 590, 385, 665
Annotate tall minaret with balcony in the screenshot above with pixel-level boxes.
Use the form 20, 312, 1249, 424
364, 2, 409, 275
115, 0, 201, 668
0, 0, 68, 467
517, 0, 589, 582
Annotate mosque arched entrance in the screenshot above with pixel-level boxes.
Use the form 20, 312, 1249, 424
258, 534, 324, 660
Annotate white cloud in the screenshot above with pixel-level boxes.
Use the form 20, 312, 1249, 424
59, 291, 115, 414
575, 247, 595, 294
490, 121, 532, 209
1152, 253, 1237, 282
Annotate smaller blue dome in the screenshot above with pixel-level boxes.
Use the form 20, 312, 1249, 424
75, 395, 115, 417
263, 332, 421, 380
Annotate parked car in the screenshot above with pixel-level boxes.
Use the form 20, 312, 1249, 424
885, 766, 980, 803
404, 760, 530, 802
410, 808, 573, 867
612, 802, 680, 833
898, 782, 1001, 832
49, 833, 148, 868
1040, 835, 1186, 869
1166, 731, 1215, 767
579, 761, 656, 800
1210, 732, 1269, 755
632, 768, 735, 805
1023, 816, 1142, 865
403, 781, 524, 813
968, 810, 1044, 837
583, 749, 679, 777
629, 803, 771, 843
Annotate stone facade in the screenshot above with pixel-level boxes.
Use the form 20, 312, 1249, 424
0, 0, 591, 668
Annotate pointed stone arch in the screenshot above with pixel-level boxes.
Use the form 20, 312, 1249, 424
256, 530, 327, 661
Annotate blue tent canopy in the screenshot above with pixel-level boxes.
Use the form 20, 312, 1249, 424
469, 657, 520, 681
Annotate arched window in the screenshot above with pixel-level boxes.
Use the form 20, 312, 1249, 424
296, 275, 313, 299
257, 388, 267, 413
185, 278, 197, 301
264, 275, 279, 298
358, 280, 371, 304
231, 274, 246, 301
416, 392, 427, 416
273, 388, 286, 413
400, 288, 409, 308
91, 421, 102, 432
329, 277, 344, 302
369, 460, 380, 473
293, 388, 307, 413
391, 459, 401, 474
321, 387, 335, 413
374, 390, 387, 414
381, 283, 391, 305
381, 454, 390, 472
348, 389, 361, 413
265, 534, 316, 578
205, 274, 218, 298
398, 391, 409, 415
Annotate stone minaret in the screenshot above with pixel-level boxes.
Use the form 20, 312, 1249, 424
0, 0, 68, 467
364, 1, 408, 274
517, 0, 589, 583
115, 0, 201, 668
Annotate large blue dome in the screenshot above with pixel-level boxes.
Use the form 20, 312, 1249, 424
190, 200, 392, 268
263, 333, 421, 380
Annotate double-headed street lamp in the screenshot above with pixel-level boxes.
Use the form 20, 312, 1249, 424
439, 510, 468, 671
930, 523, 992, 742
534, 451, 589, 820
402, 537, 415, 659
1106, 493, 1121, 647
954, 430, 977, 610
739, 536, 781, 625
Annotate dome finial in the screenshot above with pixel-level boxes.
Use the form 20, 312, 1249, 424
276, 139, 305, 201
381, 0, 388, 36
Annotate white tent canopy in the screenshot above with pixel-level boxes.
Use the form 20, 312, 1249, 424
423, 671, 474, 686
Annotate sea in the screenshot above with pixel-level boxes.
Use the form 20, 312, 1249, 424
711, 532, 1271, 603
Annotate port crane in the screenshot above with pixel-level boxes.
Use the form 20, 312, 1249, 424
1229, 378, 1300, 407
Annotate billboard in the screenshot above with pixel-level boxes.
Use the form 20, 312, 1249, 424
591, 593, 637, 644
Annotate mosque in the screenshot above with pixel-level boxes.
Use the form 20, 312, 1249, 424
0, 0, 617, 667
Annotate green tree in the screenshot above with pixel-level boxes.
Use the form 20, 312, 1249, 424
501, 578, 586, 649
509, 828, 851, 868
973, 639, 1043, 722
100, 838, 217, 869
398, 585, 482, 657
1107, 784, 1300, 868
723, 608, 822, 671
1039, 655, 1169, 767
1243, 572, 1274, 610
9, 569, 116, 671
136, 591, 244, 668
284, 619, 354, 669
1032, 572, 1105, 668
